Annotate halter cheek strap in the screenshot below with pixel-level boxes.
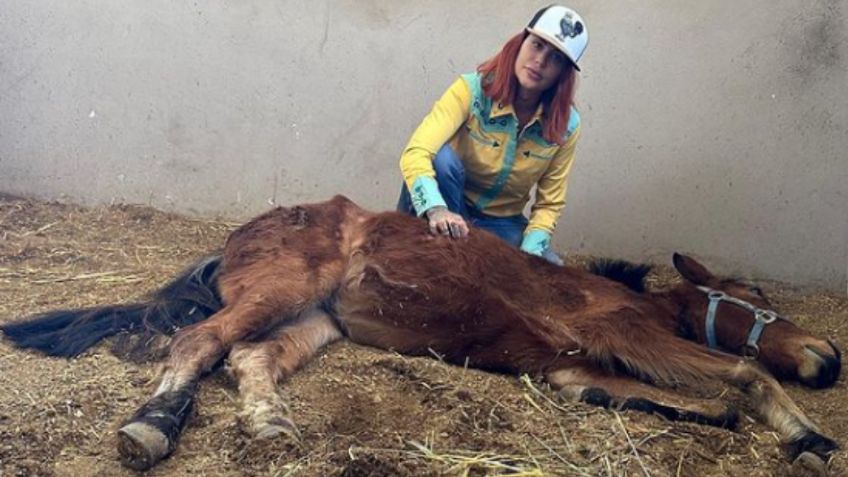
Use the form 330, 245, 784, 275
745, 309, 780, 357
704, 291, 722, 349
697, 286, 782, 359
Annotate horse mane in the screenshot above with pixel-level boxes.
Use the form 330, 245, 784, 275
588, 259, 652, 293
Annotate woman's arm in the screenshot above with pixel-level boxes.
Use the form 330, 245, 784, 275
521, 125, 581, 255
399, 77, 472, 216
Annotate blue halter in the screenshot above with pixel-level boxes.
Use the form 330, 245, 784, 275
696, 285, 783, 359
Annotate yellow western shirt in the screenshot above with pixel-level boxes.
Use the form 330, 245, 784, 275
399, 72, 581, 251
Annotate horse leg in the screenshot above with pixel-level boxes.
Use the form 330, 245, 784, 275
704, 356, 838, 460
584, 321, 837, 464
571, 308, 837, 464
547, 360, 738, 428
116, 291, 292, 470
228, 306, 342, 440
670, 351, 840, 474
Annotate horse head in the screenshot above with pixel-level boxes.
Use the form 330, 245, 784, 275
671, 253, 841, 388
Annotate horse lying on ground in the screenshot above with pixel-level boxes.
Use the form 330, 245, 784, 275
1, 195, 841, 473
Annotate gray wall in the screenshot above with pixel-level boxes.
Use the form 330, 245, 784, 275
1, 0, 846, 292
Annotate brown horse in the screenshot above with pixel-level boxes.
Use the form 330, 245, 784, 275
1, 195, 840, 472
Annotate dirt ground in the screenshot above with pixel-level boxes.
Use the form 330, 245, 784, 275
0, 195, 845, 477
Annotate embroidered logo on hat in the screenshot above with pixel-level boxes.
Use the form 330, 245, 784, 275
557, 12, 584, 41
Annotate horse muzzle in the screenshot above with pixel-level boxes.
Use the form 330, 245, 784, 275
797, 340, 841, 389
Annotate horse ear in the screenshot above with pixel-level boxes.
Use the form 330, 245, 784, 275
672, 253, 716, 286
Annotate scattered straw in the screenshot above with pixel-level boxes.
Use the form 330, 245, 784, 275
529, 433, 593, 476
616, 412, 652, 476
408, 439, 546, 477
26, 270, 147, 284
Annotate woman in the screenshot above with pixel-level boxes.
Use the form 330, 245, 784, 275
397, 5, 588, 265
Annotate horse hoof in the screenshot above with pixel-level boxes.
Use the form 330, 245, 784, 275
787, 431, 839, 461
117, 421, 171, 471
790, 451, 828, 477
254, 417, 301, 441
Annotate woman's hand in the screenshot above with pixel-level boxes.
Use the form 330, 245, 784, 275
425, 206, 469, 239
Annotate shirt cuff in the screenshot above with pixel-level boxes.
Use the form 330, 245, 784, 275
410, 176, 447, 217
520, 229, 552, 257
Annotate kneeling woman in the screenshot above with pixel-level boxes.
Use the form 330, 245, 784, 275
398, 5, 588, 265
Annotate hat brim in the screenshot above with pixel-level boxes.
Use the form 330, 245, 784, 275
525, 27, 582, 71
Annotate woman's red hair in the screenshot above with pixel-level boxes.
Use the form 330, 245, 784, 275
477, 32, 578, 145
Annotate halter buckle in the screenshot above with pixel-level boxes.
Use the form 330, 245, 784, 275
756, 309, 778, 324
708, 291, 726, 300
741, 343, 760, 359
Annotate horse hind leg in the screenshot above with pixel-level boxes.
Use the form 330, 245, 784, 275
547, 359, 739, 429
116, 290, 292, 470
227, 306, 342, 440
115, 221, 349, 470
117, 318, 224, 470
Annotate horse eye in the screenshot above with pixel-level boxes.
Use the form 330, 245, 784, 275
749, 286, 764, 297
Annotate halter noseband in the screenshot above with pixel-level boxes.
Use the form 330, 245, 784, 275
696, 285, 784, 359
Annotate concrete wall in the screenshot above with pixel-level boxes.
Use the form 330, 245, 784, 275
1, 0, 846, 292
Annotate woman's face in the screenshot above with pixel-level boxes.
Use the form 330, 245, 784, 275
514, 33, 569, 95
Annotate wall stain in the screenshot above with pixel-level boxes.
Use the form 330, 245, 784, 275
786, 0, 845, 85
319, 0, 330, 55
165, 114, 188, 148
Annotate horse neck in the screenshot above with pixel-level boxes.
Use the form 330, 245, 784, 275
647, 286, 695, 330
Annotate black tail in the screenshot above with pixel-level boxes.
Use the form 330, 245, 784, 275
588, 258, 652, 293
0, 255, 224, 361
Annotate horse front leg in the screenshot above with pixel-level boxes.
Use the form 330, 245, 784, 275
567, 307, 838, 468
677, 352, 839, 475
116, 296, 285, 470
711, 358, 839, 460
546, 359, 739, 429
228, 306, 342, 440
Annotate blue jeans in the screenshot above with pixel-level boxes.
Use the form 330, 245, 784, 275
397, 145, 563, 264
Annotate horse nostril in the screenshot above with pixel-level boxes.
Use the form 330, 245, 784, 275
803, 344, 841, 389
